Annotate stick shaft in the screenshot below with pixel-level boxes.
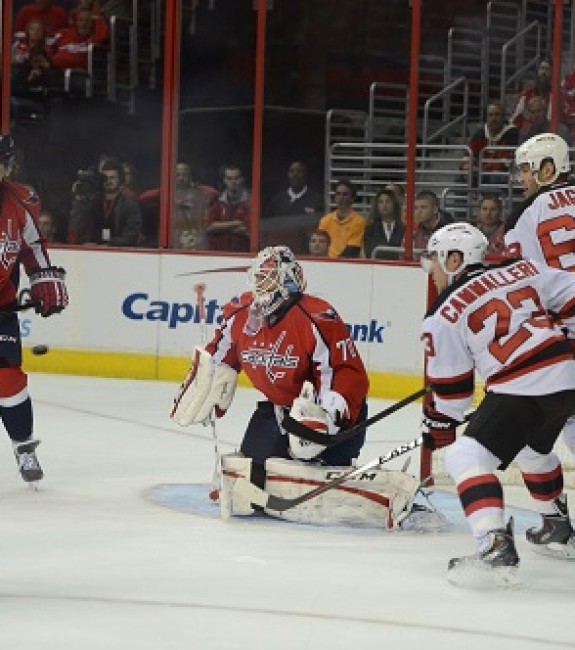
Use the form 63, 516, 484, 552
194, 282, 220, 497
234, 435, 424, 512
282, 386, 429, 446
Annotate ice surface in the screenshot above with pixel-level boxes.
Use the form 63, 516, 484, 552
0, 374, 574, 649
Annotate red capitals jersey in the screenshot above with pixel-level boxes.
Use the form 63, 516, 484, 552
504, 182, 575, 271
422, 258, 575, 422
206, 292, 369, 423
0, 180, 52, 308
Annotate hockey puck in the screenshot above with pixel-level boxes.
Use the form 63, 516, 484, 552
31, 345, 49, 356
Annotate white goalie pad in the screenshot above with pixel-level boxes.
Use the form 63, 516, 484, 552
170, 346, 237, 426
264, 458, 420, 529
220, 452, 255, 520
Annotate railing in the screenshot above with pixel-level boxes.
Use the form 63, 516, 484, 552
500, 21, 541, 106
108, 15, 137, 114
325, 142, 473, 214
422, 77, 468, 144
447, 28, 487, 121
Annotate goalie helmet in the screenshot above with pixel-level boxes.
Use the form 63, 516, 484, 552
514, 132, 570, 182
0, 134, 16, 169
425, 223, 488, 277
248, 245, 306, 316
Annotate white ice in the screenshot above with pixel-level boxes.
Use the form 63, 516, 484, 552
1, 373, 574, 650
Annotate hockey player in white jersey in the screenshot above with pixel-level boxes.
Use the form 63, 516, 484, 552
504, 132, 574, 268
420, 222, 575, 585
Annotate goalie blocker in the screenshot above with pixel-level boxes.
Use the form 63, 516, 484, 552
220, 452, 436, 530
170, 346, 237, 425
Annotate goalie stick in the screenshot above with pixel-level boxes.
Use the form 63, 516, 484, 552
194, 282, 221, 503
282, 386, 429, 447
233, 435, 425, 512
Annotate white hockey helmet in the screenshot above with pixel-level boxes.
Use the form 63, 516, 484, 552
424, 223, 488, 278
248, 245, 306, 316
514, 132, 571, 182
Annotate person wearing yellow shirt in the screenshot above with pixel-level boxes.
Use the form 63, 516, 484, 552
318, 180, 365, 258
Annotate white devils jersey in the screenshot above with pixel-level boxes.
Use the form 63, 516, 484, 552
422, 258, 575, 422
504, 182, 575, 271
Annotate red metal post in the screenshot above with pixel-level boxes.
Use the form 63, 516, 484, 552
403, 0, 421, 261
550, 0, 563, 132
1, 0, 13, 133
158, 0, 181, 249
250, 0, 267, 253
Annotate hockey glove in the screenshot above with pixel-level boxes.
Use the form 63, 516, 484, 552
288, 381, 328, 460
318, 389, 350, 434
421, 404, 459, 450
29, 266, 69, 317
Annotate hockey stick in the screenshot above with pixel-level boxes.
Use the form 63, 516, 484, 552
234, 411, 476, 513
234, 435, 425, 512
176, 265, 249, 277
194, 282, 221, 503
281, 386, 429, 447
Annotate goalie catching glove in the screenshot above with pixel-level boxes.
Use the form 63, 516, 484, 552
170, 346, 237, 426
421, 403, 460, 450
288, 381, 349, 460
29, 266, 69, 317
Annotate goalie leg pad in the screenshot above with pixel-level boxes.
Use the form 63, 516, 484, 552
220, 452, 255, 519
171, 347, 237, 426
264, 458, 420, 528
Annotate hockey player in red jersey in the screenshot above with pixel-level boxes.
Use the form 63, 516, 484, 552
0, 135, 69, 483
421, 223, 575, 585
171, 245, 369, 490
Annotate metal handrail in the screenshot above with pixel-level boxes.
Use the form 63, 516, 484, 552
500, 21, 541, 104
422, 76, 468, 144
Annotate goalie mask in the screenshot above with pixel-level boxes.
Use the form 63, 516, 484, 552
248, 246, 306, 316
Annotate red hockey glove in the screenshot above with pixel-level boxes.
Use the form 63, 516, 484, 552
29, 266, 69, 317
421, 404, 459, 450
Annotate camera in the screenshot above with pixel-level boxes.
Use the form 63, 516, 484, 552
75, 167, 104, 200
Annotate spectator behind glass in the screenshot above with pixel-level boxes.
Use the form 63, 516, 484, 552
68, 158, 142, 246
308, 229, 330, 256
317, 179, 365, 258
38, 210, 59, 243
172, 162, 218, 249
262, 160, 323, 253
51, 7, 109, 72
518, 95, 573, 145
363, 188, 405, 259
476, 193, 505, 255
459, 101, 519, 187
205, 164, 251, 252
12, 18, 50, 64
410, 190, 454, 255
14, 1, 68, 39
510, 58, 552, 130
68, 0, 109, 42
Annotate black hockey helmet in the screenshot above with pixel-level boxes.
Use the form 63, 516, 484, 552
0, 134, 16, 168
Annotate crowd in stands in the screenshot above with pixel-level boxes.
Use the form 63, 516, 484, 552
8, 7, 575, 258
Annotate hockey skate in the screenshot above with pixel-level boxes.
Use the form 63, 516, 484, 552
14, 440, 43, 484
447, 518, 520, 589
526, 494, 575, 560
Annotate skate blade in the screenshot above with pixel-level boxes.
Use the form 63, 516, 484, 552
529, 541, 575, 560
448, 563, 521, 590
27, 481, 40, 492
